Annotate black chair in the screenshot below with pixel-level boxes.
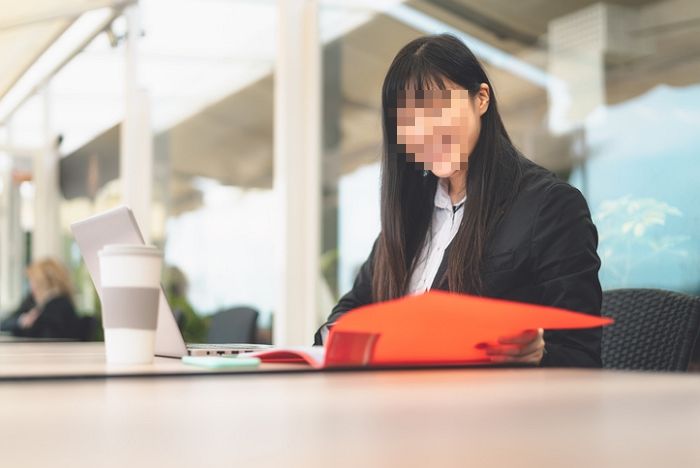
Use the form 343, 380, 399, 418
602, 289, 700, 371
77, 315, 98, 342
206, 306, 259, 344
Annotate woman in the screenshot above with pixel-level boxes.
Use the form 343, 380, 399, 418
6, 258, 81, 340
314, 34, 602, 367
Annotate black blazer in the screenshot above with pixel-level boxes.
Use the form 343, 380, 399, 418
315, 159, 603, 368
0, 293, 35, 332
5, 295, 81, 340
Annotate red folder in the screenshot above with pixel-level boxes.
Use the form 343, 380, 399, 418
250, 290, 614, 368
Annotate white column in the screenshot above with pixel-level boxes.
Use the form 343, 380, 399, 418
0, 153, 24, 312
120, 4, 153, 243
32, 83, 61, 260
273, 0, 322, 345
0, 155, 11, 312
0, 119, 26, 312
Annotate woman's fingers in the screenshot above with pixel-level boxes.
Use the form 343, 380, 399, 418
489, 348, 543, 364
474, 329, 545, 364
485, 339, 540, 357
485, 344, 523, 356
497, 328, 541, 345
479, 328, 545, 364
484, 330, 543, 355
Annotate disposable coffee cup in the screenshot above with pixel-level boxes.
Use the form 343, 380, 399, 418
98, 244, 162, 364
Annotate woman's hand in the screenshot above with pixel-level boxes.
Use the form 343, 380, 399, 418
18, 307, 41, 329
477, 328, 545, 365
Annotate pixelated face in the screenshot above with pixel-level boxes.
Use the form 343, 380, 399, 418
395, 85, 484, 178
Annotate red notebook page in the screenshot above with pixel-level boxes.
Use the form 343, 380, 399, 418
250, 346, 326, 368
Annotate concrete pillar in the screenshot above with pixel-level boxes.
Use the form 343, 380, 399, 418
32, 83, 61, 260
120, 4, 153, 243
0, 153, 24, 312
273, 0, 322, 345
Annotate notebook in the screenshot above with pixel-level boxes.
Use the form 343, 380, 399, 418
249, 290, 614, 368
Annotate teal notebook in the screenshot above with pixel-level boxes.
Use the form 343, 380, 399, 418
181, 356, 261, 369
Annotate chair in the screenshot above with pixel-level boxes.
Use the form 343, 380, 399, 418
77, 315, 98, 342
602, 289, 700, 371
206, 306, 259, 344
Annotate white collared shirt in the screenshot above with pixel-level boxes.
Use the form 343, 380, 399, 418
407, 178, 466, 294
320, 179, 465, 345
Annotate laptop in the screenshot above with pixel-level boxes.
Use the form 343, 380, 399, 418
70, 205, 272, 357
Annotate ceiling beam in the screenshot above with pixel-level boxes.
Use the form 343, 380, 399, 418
0, 0, 135, 32
420, 0, 540, 46
0, 7, 124, 124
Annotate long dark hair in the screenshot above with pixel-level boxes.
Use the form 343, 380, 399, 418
372, 33, 523, 301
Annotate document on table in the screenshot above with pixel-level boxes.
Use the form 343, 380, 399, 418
250, 290, 613, 368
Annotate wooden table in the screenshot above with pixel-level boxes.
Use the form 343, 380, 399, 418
0, 342, 310, 380
0, 332, 76, 343
1, 343, 699, 467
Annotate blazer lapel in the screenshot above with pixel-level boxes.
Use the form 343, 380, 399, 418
430, 244, 451, 290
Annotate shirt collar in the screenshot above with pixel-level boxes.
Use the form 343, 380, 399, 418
434, 178, 466, 211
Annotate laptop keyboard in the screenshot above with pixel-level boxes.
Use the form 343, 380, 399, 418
187, 343, 272, 350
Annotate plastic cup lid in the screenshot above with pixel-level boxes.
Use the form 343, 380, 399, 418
98, 244, 162, 257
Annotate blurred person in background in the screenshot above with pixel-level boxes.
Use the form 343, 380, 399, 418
164, 265, 209, 343
0, 258, 81, 339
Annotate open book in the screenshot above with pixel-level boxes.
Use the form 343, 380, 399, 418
249, 290, 613, 368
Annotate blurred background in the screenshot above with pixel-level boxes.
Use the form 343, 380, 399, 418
0, 0, 698, 345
